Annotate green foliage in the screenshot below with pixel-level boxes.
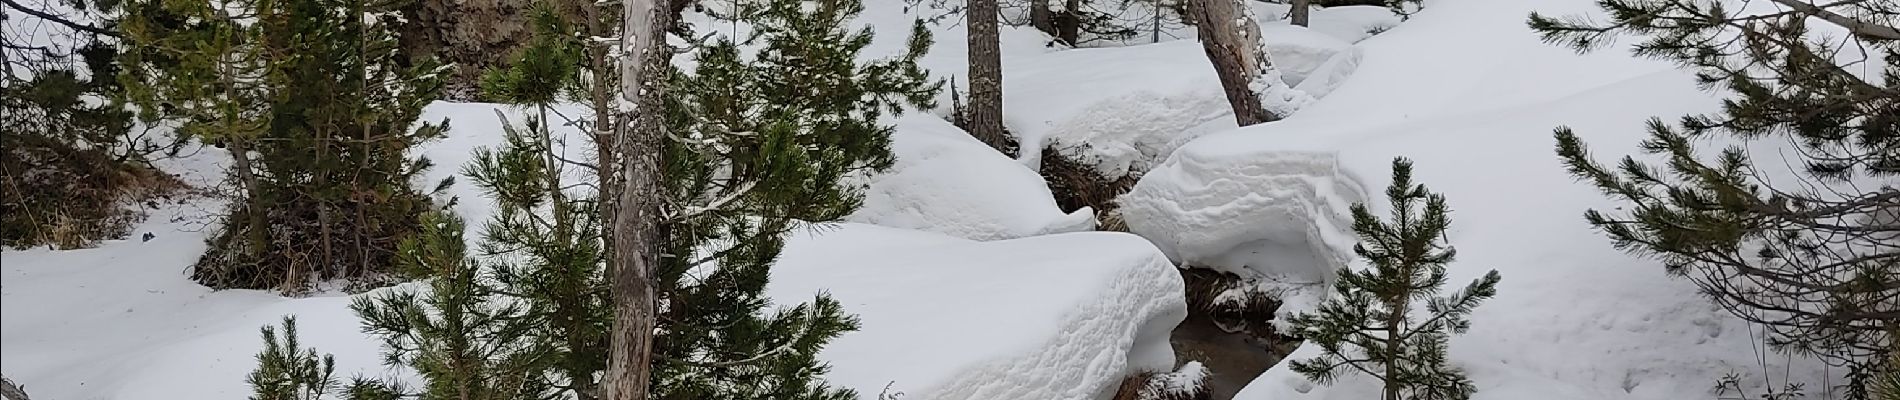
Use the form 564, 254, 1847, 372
345, 11, 609, 399
247, 316, 338, 400
120, 0, 453, 291
1528, 0, 1896, 392
1288, 158, 1500, 400
351, 211, 557, 400
2, 1, 180, 249
645, 0, 939, 397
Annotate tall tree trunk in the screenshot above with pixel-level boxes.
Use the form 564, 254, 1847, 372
1030, 0, 1056, 39
966, 0, 1011, 155
603, 0, 674, 398
1290, 0, 1310, 27
1189, 0, 1274, 126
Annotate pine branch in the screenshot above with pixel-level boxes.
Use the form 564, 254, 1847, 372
1761, 0, 1900, 40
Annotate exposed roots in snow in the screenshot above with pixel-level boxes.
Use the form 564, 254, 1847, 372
1112, 362, 1212, 400
1040, 145, 1138, 227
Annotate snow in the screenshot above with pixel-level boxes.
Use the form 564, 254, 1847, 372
1002, 26, 1357, 178
848, 114, 1096, 240
2, 0, 1863, 398
769, 225, 1185, 399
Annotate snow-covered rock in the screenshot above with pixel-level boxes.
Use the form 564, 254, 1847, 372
848, 114, 1095, 240
770, 224, 1188, 400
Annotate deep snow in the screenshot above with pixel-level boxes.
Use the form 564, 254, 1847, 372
1, 0, 1857, 398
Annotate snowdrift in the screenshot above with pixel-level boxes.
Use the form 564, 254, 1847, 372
770, 224, 1187, 400
847, 114, 1095, 240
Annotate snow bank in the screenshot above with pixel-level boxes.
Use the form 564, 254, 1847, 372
1304, 6, 1402, 43
771, 224, 1187, 400
1118, 149, 1365, 286
1121, 0, 1842, 397
1003, 30, 1353, 178
848, 114, 1095, 240
1004, 41, 1235, 177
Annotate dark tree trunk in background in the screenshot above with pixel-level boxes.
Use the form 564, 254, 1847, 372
1291, 0, 1310, 27
1030, 0, 1056, 39
966, 0, 1013, 155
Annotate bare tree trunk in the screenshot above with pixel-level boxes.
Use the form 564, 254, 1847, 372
966, 0, 1012, 155
1189, 0, 1274, 126
1290, 0, 1310, 27
0, 375, 29, 400
603, 0, 674, 398
1030, 0, 1056, 39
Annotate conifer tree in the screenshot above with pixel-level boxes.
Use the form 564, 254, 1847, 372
246, 317, 338, 400
1288, 158, 1501, 400
1529, 0, 1896, 392
348, 211, 555, 400
638, 0, 938, 396
120, 0, 452, 291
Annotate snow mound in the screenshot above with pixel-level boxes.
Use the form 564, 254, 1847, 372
1260, 25, 1354, 87
1118, 149, 1365, 286
1304, 6, 1402, 43
848, 114, 1095, 240
769, 224, 1187, 400
1004, 34, 1355, 178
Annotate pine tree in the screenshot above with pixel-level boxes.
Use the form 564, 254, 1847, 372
1287, 158, 1501, 400
246, 317, 338, 400
348, 211, 556, 400
120, 0, 453, 291
638, 0, 938, 396
1529, 0, 1896, 393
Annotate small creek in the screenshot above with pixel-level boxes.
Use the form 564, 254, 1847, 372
1166, 268, 1299, 400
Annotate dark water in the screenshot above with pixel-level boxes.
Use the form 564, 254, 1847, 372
1169, 310, 1285, 400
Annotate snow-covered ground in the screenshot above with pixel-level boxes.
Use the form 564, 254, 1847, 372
1, 0, 1849, 398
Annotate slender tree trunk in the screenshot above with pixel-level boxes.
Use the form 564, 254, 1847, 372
1189, 0, 1273, 126
1290, 0, 1310, 27
1030, 0, 1056, 39
966, 0, 1011, 155
603, 0, 674, 398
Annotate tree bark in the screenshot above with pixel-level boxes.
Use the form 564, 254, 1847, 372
1189, 0, 1273, 126
1056, 0, 1081, 45
966, 0, 1012, 155
1290, 0, 1310, 27
603, 0, 674, 398
1030, 0, 1056, 39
